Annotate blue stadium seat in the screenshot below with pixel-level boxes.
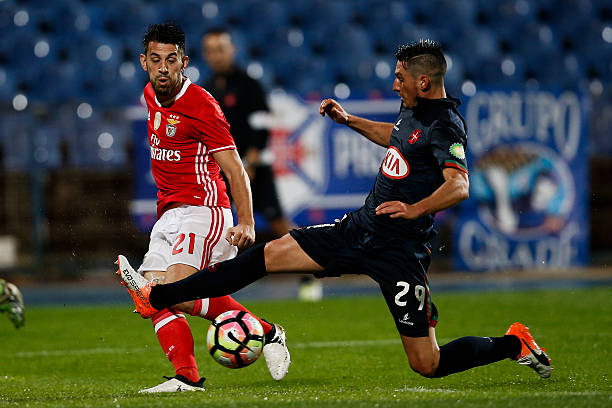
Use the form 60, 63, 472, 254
244, 1, 289, 36
0, 68, 17, 103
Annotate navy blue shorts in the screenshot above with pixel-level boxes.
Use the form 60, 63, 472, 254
289, 214, 438, 337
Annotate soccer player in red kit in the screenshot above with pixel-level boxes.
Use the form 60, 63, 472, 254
117, 23, 290, 393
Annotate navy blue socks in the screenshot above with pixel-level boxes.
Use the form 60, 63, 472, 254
432, 335, 521, 377
149, 243, 268, 310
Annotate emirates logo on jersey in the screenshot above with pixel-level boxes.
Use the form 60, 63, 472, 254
381, 146, 410, 179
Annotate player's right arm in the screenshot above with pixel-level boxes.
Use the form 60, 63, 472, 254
320, 98, 393, 147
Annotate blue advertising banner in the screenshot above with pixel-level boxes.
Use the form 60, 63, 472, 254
264, 95, 397, 227
454, 90, 589, 271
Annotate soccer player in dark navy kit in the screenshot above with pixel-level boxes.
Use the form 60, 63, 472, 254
118, 40, 552, 380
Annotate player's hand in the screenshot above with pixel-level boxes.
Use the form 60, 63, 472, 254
226, 223, 255, 249
320, 98, 349, 125
375, 201, 424, 220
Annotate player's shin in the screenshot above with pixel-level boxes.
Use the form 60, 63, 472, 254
431, 335, 521, 378
152, 309, 200, 383
149, 244, 268, 310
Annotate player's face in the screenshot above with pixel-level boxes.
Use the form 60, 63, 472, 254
202, 33, 235, 74
140, 42, 189, 100
393, 61, 418, 108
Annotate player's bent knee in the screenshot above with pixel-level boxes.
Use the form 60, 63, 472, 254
409, 362, 437, 378
408, 356, 438, 378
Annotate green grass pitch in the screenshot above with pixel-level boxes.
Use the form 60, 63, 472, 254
1, 286, 611, 407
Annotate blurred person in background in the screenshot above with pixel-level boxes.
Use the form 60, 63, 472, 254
0, 278, 24, 328
120, 39, 552, 382
116, 22, 290, 393
202, 28, 322, 302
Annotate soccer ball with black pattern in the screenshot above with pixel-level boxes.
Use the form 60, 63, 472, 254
206, 310, 264, 369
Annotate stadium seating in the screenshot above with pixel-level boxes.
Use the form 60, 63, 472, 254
0, 0, 611, 168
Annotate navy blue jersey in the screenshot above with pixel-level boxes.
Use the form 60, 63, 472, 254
351, 96, 468, 242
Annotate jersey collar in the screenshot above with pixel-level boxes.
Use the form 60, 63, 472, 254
154, 77, 191, 107
414, 95, 461, 109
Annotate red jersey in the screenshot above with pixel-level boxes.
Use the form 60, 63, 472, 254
143, 78, 236, 217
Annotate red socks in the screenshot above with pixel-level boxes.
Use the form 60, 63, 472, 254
191, 296, 273, 335
152, 309, 200, 382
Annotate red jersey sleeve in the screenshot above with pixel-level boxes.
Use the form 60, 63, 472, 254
194, 94, 236, 153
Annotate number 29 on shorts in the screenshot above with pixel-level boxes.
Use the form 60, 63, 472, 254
394, 281, 426, 310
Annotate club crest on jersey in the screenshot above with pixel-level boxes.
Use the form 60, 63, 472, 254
408, 129, 422, 144
381, 146, 410, 179
449, 143, 466, 160
166, 124, 176, 137
167, 114, 181, 125
154, 111, 161, 131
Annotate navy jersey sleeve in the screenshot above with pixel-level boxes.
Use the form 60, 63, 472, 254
430, 121, 468, 174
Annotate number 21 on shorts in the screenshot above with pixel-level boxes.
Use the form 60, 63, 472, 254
394, 281, 426, 310
172, 233, 196, 255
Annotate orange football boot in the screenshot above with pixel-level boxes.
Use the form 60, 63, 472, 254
506, 322, 552, 378
116, 255, 158, 319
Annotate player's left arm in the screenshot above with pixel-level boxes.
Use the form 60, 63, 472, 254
375, 168, 469, 219
213, 149, 255, 248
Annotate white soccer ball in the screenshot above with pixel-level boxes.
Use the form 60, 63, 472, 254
206, 310, 264, 369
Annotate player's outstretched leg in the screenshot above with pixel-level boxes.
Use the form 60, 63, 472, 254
0, 278, 25, 328
116, 255, 159, 318
506, 322, 552, 378
263, 321, 291, 381
119, 244, 268, 316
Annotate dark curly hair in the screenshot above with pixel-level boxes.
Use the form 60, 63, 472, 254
143, 22, 186, 56
395, 39, 446, 84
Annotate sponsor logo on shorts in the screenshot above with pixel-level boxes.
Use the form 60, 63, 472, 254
399, 313, 414, 325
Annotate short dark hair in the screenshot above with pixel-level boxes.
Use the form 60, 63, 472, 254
143, 22, 186, 56
395, 39, 446, 84
204, 26, 230, 37
202, 26, 233, 43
